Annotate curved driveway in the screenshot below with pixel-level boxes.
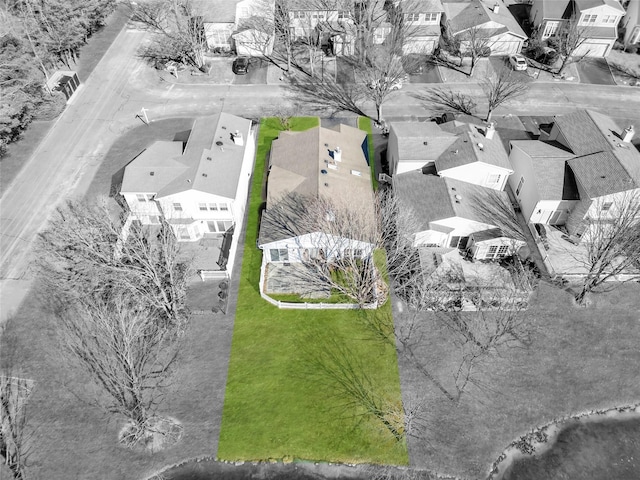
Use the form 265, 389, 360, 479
1, 21, 640, 322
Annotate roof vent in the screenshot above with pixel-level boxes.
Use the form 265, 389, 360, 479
324, 143, 329, 147
324, 182, 329, 187
328, 164, 338, 170
207, 156, 212, 161
485, 122, 496, 140
351, 169, 362, 176
321, 169, 328, 175
215, 141, 223, 146
334, 146, 342, 162
222, 126, 227, 130
232, 130, 244, 146
202, 173, 208, 177
150, 171, 155, 176
423, 141, 428, 145
455, 194, 462, 201
451, 187, 456, 191
493, 2, 500, 14
622, 125, 635, 143
477, 143, 484, 150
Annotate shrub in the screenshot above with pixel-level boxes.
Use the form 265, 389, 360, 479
625, 45, 638, 54
546, 37, 560, 50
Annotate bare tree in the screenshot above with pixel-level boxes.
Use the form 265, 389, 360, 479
480, 66, 530, 122
38, 199, 192, 329
128, 0, 208, 71
262, 193, 381, 305
570, 192, 640, 305
554, 18, 593, 75
420, 87, 478, 116
288, 76, 369, 118
0, 374, 33, 480
470, 189, 526, 243
54, 292, 183, 449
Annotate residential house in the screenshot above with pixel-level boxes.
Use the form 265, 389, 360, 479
393, 172, 526, 258
621, 0, 640, 46
120, 113, 255, 277
387, 119, 513, 190
191, 0, 275, 55
442, 0, 527, 55
258, 124, 375, 293
529, 0, 626, 56
508, 109, 640, 241
401, 0, 445, 54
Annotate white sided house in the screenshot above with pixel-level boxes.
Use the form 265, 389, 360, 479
393, 172, 525, 259
443, 0, 527, 55
529, 0, 625, 57
258, 124, 375, 296
120, 113, 255, 278
388, 119, 513, 191
508, 110, 640, 241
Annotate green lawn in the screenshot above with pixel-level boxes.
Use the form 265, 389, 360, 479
217, 117, 408, 465
357, 117, 378, 190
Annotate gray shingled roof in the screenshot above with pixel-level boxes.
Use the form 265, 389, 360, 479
568, 151, 637, 197
577, 0, 625, 13
445, 0, 525, 38
394, 171, 511, 229
582, 26, 618, 39
390, 121, 457, 163
539, 0, 572, 19
120, 142, 188, 194
436, 122, 512, 171
510, 140, 577, 200
192, 0, 239, 23
121, 113, 253, 200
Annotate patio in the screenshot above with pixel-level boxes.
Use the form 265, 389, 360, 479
263, 262, 330, 298
178, 234, 226, 278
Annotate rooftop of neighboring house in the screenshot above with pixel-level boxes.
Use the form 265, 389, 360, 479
394, 171, 511, 229
444, 0, 526, 38
121, 113, 252, 200
390, 119, 512, 172
510, 140, 579, 200
511, 109, 640, 199
536, 0, 624, 20
438, 120, 513, 170
415, 0, 445, 12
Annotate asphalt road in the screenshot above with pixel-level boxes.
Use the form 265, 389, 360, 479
2, 22, 640, 323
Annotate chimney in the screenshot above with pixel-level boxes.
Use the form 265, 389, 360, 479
334, 146, 342, 162
493, 2, 500, 14
485, 122, 496, 140
232, 130, 244, 146
622, 125, 635, 143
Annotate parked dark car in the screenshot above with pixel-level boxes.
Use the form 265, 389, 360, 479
232, 56, 250, 75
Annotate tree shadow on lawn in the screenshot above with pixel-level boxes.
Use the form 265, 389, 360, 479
400, 281, 640, 479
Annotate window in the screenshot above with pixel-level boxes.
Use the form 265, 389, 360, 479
601, 202, 613, 211
177, 226, 190, 240
312, 13, 325, 20
487, 173, 501, 185
148, 215, 160, 224
337, 10, 348, 19
209, 203, 218, 211
542, 21, 559, 38
486, 245, 509, 259
582, 14, 597, 23
270, 248, 289, 262
353, 249, 363, 257
602, 15, 616, 24
405, 13, 420, 22
199, 203, 208, 211
137, 194, 146, 202
516, 176, 525, 196
497, 245, 509, 257
173, 203, 183, 211
423, 12, 438, 22
292, 11, 305, 19
219, 203, 229, 211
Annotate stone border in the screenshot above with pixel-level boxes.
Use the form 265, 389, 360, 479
487, 402, 640, 480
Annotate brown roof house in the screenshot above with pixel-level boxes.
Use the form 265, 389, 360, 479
388, 119, 514, 190
529, 0, 626, 56
120, 113, 255, 279
442, 0, 527, 55
509, 109, 640, 240
257, 124, 376, 298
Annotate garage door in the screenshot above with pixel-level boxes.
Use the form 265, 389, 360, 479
489, 39, 521, 55
574, 42, 610, 57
